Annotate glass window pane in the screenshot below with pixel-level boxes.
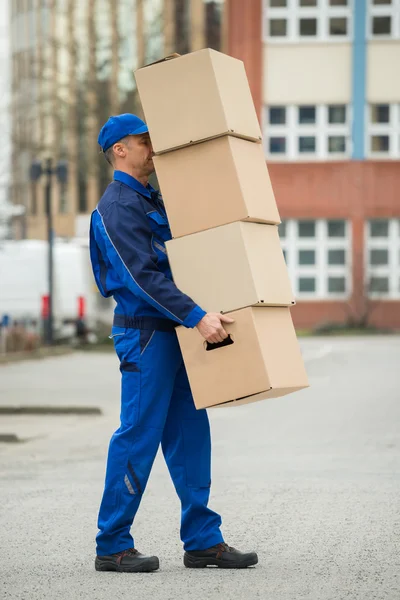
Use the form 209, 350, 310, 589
372, 16, 391, 35
328, 277, 346, 293
329, 105, 346, 124
299, 277, 316, 292
269, 106, 286, 125
328, 249, 346, 265
369, 277, 389, 293
299, 136, 316, 152
370, 249, 389, 265
270, 0, 287, 5
299, 250, 316, 265
330, 17, 347, 35
299, 105, 316, 124
371, 104, 390, 123
269, 137, 286, 153
298, 220, 316, 238
370, 220, 389, 237
329, 136, 346, 153
328, 220, 346, 237
330, 0, 347, 4
270, 19, 287, 36
299, 18, 317, 36
373, 0, 392, 4
278, 221, 287, 237
300, 0, 317, 5
371, 135, 390, 152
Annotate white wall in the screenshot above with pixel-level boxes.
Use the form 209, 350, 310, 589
367, 41, 400, 103
263, 44, 352, 105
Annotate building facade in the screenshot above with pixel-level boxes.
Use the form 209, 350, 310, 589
229, 0, 400, 330
9, 0, 225, 238
10, 0, 400, 329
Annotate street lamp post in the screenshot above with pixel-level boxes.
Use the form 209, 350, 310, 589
30, 158, 68, 345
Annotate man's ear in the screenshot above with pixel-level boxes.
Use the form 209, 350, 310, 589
113, 142, 126, 158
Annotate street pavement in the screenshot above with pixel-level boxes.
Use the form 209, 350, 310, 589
0, 337, 399, 600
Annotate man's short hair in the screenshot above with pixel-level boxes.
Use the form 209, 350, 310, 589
103, 136, 131, 165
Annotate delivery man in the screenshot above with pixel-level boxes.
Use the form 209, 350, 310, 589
90, 113, 258, 572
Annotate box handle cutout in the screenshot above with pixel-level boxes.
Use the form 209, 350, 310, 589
204, 335, 234, 352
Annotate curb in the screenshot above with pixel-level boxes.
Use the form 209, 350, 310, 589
0, 406, 102, 416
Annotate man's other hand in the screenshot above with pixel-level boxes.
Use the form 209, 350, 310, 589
196, 313, 235, 344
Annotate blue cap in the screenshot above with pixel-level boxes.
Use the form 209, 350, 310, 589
98, 113, 149, 152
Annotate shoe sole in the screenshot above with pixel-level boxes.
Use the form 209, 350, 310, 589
95, 557, 160, 573
184, 553, 258, 569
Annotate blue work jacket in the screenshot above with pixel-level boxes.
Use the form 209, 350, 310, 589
89, 170, 206, 327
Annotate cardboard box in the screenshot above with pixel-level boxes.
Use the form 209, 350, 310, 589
153, 135, 280, 238
135, 48, 262, 154
166, 222, 295, 313
176, 307, 309, 409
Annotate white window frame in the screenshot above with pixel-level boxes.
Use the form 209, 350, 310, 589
263, 0, 353, 43
368, 0, 400, 40
366, 103, 400, 159
365, 219, 400, 300
264, 104, 351, 161
279, 219, 352, 300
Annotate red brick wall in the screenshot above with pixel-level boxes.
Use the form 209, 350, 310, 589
227, 0, 262, 121
291, 301, 400, 331
268, 162, 400, 330
267, 162, 400, 219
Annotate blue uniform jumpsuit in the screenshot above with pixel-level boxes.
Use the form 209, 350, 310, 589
90, 170, 224, 556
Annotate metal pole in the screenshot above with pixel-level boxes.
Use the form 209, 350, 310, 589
44, 158, 54, 345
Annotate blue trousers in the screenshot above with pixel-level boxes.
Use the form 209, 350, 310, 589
96, 325, 224, 556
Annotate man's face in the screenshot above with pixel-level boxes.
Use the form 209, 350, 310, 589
121, 133, 154, 176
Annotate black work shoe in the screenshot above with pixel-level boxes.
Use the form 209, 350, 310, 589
184, 542, 258, 569
95, 548, 159, 573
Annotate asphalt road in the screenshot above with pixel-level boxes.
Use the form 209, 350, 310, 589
1, 337, 399, 600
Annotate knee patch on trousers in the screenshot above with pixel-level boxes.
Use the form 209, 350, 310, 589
120, 360, 140, 373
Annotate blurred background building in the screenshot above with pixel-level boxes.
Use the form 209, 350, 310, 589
9, 0, 226, 242
259, 0, 400, 329
6, 0, 400, 329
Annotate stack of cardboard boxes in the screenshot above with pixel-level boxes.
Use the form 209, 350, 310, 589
135, 49, 309, 410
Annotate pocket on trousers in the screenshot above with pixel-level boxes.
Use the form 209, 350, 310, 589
109, 325, 127, 339
182, 419, 211, 488
140, 329, 155, 355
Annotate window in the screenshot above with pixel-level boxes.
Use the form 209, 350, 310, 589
279, 219, 351, 299
299, 250, 316, 265
369, 0, 400, 39
264, 104, 350, 160
263, 0, 352, 42
366, 219, 400, 299
328, 219, 346, 237
299, 106, 316, 124
270, 18, 287, 35
367, 104, 400, 158
299, 220, 316, 237
370, 219, 389, 237
329, 105, 346, 123
328, 249, 346, 265
270, 106, 286, 124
